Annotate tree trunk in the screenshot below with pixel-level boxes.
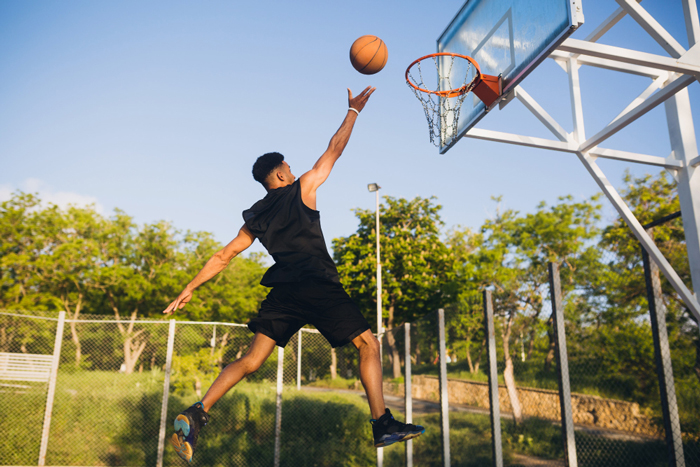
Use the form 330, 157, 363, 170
385, 301, 402, 379
502, 311, 523, 424
109, 297, 149, 375
65, 295, 83, 368
216, 332, 230, 368
526, 331, 536, 360
195, 376, 202, 399
120, 309, 147, 374
466, 338, 474, 373
473, 337, 486, 374
330, 347, 337, 380
0, 325, 15, 352
123, 331, 148, 374
544, 313, 556, 372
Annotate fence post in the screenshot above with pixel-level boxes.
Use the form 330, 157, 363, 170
548, 263, 578, 467
274, 346, 284, 467
642, 246, 686, 467
297, 330, 302, 390
437, 309, 451, 467
38, 310, 66, 466
156, 319, 176, 467
405, 322, 413, 467
484, 290, 503, 467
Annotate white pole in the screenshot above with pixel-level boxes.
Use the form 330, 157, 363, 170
297, 330, 302, 390
664, 89, 700, 304
274, 346, 284, 467
38, 310, 65, 466
156, 319, 176, 467
375, 188, 383, 467
376, 189, 383, 340
405, 322, 413, 467
437, 309, 451, 467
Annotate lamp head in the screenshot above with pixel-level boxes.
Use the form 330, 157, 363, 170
367, 183, 381, 192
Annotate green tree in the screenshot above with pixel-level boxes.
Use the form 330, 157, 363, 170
597, 171, 698, 394
505, 195, 602, 370
444, 227, 484, 374
0, 193, 58, 310
465, 195, 601, 424
0, 191, 267, 373
333, 196, 454, 378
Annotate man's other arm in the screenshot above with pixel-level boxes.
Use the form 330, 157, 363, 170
163, 225, 255, 314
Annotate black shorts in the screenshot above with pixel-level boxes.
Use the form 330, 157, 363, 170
247, 279, 371, 348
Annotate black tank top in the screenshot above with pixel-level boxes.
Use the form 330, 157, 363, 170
242, 180, 340, 286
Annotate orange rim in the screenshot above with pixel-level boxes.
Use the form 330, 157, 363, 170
405, 53, 482, 98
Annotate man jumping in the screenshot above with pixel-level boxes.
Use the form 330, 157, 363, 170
163, 86, 424, 462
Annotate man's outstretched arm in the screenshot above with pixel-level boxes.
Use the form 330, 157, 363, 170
163, 225, 255, 314
300, 86, 375, 206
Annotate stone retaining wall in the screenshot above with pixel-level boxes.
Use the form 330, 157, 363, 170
383, 375, 660, 437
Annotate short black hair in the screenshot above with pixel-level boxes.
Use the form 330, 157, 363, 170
252, 152, 285, 186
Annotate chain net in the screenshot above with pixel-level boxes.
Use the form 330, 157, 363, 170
406, 54, 478, 148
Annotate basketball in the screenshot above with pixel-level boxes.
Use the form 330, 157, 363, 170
349, 35, 388, 75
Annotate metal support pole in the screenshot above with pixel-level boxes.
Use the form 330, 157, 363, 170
642, 245, 686, 467
376, 189, 382, 339
156, 319, 176, 467
405, 322, 413, 467
38, 310, 65, 466
437, 309, 451, 467
484, 291, 503, 467
376, 187, 383, 467
297, 330, 302, 390
274, 346, 284, 467
548, 263, 578, 467
664, 89, 700, 304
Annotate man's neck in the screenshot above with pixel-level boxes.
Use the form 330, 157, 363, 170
266, 180, 294, 192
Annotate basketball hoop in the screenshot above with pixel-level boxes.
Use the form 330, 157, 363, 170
406, 53, 501, 147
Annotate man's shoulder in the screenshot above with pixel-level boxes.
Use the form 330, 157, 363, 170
243, 181, 300, 217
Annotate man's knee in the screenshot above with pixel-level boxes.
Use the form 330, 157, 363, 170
353, 330, 380, 354
240, 353, 266, 375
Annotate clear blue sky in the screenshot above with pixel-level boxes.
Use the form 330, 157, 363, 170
1, 0, 697, 258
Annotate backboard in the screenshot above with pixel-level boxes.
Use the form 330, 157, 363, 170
437, 0, 584, 153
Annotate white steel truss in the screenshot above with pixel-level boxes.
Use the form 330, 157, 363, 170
464, 0, 700, 321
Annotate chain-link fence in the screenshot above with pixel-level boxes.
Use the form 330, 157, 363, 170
0, 311, 59, 466
0, 312, 377, 467
2, 240, 698, 467
371, 239, 699, 467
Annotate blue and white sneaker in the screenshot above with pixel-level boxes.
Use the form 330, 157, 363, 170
170, 402, 210, 462
371, 408, 425, 447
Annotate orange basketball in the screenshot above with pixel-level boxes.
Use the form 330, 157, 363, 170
349, 35, 388, 75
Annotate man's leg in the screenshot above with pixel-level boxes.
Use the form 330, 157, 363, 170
352, 328, 425, 447
352, 329, 385, 419
201, 332, 277, 411
171, 332, 277, 461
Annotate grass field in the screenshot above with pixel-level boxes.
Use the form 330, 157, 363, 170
1, 370, 696, 466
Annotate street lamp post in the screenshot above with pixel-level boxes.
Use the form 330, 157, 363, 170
368, 182, 383, 467
367, 183, 382, 342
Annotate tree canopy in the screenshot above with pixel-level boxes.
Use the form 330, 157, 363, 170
0, 191, 268, 372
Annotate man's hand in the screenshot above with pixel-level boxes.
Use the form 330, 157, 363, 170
348, 86, 376, 113
163, 288, 193, 315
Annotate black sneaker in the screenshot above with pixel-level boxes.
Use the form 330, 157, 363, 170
370, 408, 425, 447
170, 402, 210, 462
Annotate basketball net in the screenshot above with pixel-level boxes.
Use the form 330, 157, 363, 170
406, 54, 480, 147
